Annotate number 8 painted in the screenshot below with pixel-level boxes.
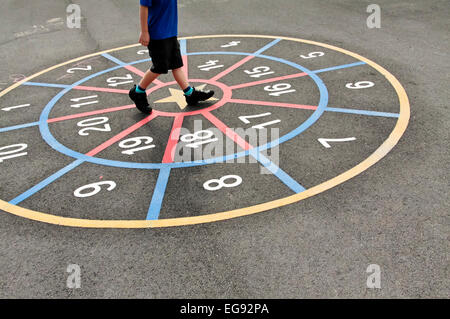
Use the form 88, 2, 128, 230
203, 175, 243, 191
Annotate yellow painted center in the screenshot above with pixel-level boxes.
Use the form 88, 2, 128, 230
154, 84, 218, 110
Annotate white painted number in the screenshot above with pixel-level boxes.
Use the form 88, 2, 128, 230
137, 49, 149, 55
252, 119, 281, 130
346, 81, 375, 89
181, 130, 218, 149
77, 117, 111, 136
203, 175, 243, 191
318, 137, 356, 148
1, 104, 30, 112
74, 181, 116, 198
239, 112, 281, 130
300, 52, 325, 59
198, 60, 224, 71
264, 83, 296, 96
107, 74, 133, 87
119, 136, 155, 155
239, 112, 272, 124
221, 41, 240, 48
0, 144, 28, 163
67, 65, 92, 74
244, 66, 274, 78
70, 95, 98, 108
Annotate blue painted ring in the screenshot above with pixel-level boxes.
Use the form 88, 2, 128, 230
38, 51, 329, 169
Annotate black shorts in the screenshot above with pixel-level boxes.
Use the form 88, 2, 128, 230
147, 36, 183, 74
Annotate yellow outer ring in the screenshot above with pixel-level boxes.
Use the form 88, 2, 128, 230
0, 35, 410, 228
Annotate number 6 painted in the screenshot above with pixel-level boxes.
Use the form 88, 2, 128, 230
346, 81, 375, 89
74, 181, 116, 198
300, 51, 324, 59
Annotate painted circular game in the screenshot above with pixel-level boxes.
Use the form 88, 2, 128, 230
0, 35, 409, 228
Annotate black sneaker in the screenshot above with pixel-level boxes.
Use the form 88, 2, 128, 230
185, 87, 215, 106
129, 85, 152, 114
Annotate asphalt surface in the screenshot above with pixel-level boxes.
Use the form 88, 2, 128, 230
0, 0, 448, 298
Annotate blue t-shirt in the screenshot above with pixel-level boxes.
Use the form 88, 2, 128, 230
140, 0, 178, 40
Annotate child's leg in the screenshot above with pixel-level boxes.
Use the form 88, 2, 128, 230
129, 69, 158, 114
172, 68, 215, 106
172, 67, 189, 91
139, 70, 160, 90
172, 66, 215, 105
